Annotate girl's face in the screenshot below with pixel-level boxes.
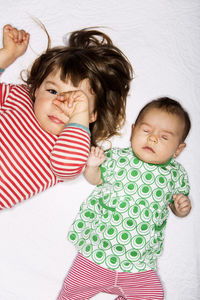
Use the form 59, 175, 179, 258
33, 70, 96, 135
131, 108, 186, 164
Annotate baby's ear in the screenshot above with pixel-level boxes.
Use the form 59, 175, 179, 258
173, 143, 186, 158
130, 124, 135, 140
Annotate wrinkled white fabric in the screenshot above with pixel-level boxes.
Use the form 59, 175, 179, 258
0, 1, 199, 299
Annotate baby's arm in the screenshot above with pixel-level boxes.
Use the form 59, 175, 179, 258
84, 146, 106, 185
0, 24, 29, 69
169, 194, 191, 217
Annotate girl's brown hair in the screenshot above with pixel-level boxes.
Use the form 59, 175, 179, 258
24, 28, 133, 145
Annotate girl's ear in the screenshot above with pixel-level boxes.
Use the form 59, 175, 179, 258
173, 143, 186, 158
89, 111, 97, 123
34, 88, 38, 98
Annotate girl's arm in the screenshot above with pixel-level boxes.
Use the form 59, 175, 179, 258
84, 146, 106, 185
0, 25, 29, 108
50, 124, 91, 179
0, 24, 29, 69
50, 90, 92, 179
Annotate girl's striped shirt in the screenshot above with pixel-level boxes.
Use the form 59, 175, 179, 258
0, 82, 90, 209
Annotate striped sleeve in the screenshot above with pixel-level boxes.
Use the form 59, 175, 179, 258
49, 123, 90, 179
0, 70, 12, 108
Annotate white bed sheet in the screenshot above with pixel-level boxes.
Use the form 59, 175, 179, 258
0, 1, 199, 299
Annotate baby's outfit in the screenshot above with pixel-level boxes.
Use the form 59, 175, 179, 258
0, 82, 90, 209
59, 147, 189, 299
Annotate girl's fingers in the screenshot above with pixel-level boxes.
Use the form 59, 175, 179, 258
17, 30, 26, 43
9, 27, 18, 41
3, 24, 12, 32
56, 93, 74, 107
53, 99, 64, 110
55, 95, 65, 102
4, 25, 29, 44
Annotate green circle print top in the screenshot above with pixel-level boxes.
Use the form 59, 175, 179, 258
68, 147, 190, 273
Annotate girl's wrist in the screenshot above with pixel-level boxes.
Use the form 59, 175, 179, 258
69, 111, 89, 128
65, 123, 90, 134
0, 48, 17, 69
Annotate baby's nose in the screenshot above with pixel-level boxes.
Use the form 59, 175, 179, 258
148, 134, 158, 143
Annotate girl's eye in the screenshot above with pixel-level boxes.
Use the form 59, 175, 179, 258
143, 129, 149, 133
47, 89, 57, 95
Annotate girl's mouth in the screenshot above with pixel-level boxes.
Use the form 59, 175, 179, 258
48, 115, 64, 124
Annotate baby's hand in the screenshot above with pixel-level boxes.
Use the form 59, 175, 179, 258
53, 90, 89, 119
171, 194, 191, 217
3, 24, 30, 60
87, 146, 106, 167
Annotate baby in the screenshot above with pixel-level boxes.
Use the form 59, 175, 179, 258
58, 97, 191, 300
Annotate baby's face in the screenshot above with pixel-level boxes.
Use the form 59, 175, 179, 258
33, 70, 96, 135
131, 108, 186, 164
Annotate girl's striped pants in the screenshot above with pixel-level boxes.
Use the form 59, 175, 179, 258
57, 253, 164, 300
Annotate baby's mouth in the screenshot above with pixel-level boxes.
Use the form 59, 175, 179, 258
48, 115, 65, 124
142, 146, 155, 153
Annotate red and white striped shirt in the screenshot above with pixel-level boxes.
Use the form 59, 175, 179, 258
0, 82, 90, 209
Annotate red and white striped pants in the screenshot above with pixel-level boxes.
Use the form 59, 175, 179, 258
57, 253, 164, 300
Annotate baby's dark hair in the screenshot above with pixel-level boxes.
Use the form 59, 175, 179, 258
24, 28, 133, 145
135, 97, 191, 142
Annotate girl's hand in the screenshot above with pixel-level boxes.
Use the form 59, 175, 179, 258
53, 90, 89, 119
0, 24, 30, 69
170, 194, 191, 217
3, 24, 29, 59
87, 146, 106, 167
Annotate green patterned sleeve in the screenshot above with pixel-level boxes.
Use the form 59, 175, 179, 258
99, 149, 114, 184
174, 164, 190, 196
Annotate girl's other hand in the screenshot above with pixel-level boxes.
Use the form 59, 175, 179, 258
3, 24, 30, 60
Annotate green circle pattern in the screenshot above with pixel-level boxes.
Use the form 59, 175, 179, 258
68, 148, 190, 273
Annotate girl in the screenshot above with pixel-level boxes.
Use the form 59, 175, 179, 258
0, 24, 133, 210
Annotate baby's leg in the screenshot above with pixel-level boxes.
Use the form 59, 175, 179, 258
113, 270, 164, 300
57, 253, 116, 300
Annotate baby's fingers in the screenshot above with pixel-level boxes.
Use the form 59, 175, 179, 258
95, 147, 105, 157
178, 200, 190, 210
90, 146, 96, 155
